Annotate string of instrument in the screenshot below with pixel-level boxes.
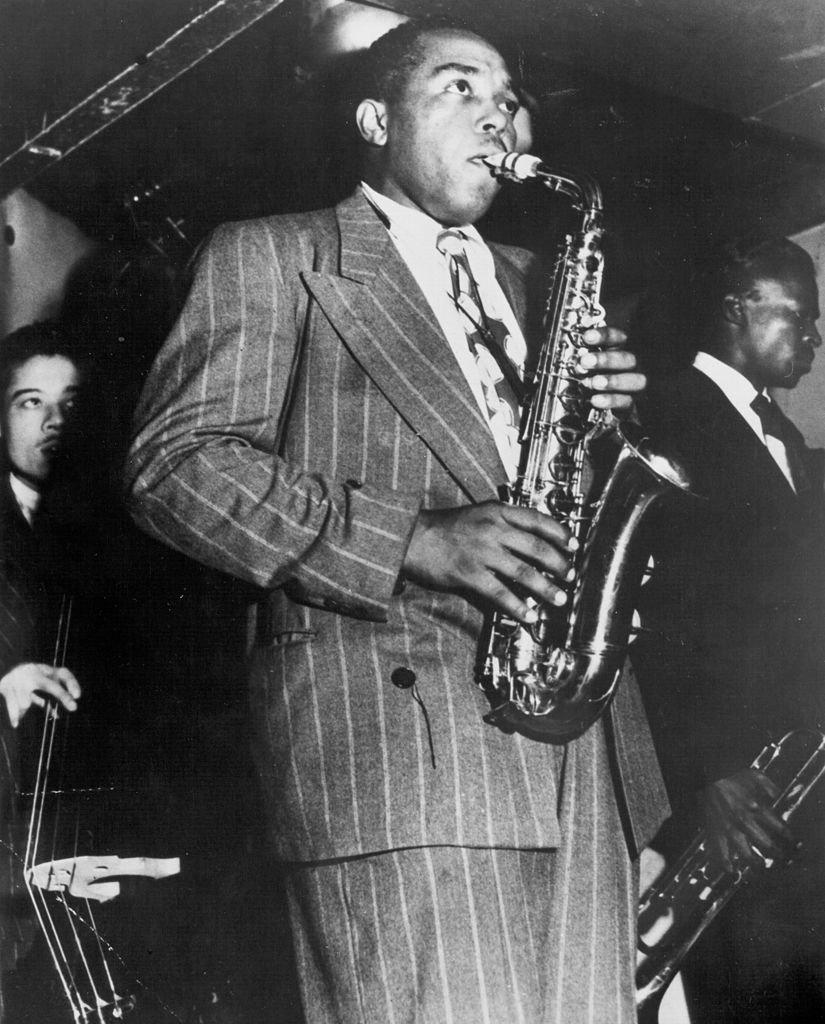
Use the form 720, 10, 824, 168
4, 594, 180, 1022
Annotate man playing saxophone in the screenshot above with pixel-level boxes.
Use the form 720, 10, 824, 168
633, 236, 825, 1022
125, 15, 669, 1023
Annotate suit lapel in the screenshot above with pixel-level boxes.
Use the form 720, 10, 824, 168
301, 192, 508, 502
492, 247, 531, 336
689, 369, 799, 507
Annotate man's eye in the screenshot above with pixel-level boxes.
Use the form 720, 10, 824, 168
446, 79, 472, 96
501, 98, 520, 115
791, 310, 814, 328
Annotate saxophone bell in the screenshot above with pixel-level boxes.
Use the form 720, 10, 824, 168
482, 424, 692, 742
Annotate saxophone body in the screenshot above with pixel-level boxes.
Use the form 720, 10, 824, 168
636, 727, 825, 1022
479, 152, 693, 743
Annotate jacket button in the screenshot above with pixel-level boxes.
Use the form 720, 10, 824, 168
391, 667, 416, 690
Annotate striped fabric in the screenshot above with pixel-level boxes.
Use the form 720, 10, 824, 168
125, 190, 669, 1017
284, 722, 637, 1024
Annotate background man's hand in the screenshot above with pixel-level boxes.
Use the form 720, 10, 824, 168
699, 767, 798, 873
403, 500, 575, 622
0, 663, 81, 728
577, 327, 645, 412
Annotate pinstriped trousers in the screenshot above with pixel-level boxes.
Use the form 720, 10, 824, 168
282, 723, 639, 1024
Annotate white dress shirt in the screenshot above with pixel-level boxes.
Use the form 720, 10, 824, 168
693, 351, 797, 491
9, 471, 41, 526
360, 182, 527, 477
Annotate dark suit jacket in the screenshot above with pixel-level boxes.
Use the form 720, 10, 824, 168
125, 189, 668, 863
0, 477, 40, 976
632, 366, 825, 805
0, 480, 39, 675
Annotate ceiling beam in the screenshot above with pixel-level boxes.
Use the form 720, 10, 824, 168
0, 0, 288, 199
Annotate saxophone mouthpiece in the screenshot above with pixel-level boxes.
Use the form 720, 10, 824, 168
483, 151, 545, 180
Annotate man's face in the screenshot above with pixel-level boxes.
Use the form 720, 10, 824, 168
734, 272, 822, 390
370, 29, 520, 226
0, 355, 81, 489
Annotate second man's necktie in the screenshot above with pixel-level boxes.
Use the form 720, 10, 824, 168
750, 392, 810, 493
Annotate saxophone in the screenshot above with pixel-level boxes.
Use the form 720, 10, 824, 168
479, 152, 693, 742
636, 728, 825, 1023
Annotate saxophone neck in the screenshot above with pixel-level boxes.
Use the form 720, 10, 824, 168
482, 152, 603, 212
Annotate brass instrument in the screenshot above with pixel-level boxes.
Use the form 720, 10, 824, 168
479, 152, 693, 743
636, 728, 825, 1023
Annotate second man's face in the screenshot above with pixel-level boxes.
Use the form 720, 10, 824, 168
373, 29, 520, 226
0, 355, 81, 490
738, 272, 822, 390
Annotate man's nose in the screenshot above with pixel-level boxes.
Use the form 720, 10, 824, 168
806, 323, 822, 348
43, 405, 64, 430
478, 98, 514, 140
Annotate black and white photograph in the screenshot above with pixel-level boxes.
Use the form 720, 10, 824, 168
2, 2, 825, 1021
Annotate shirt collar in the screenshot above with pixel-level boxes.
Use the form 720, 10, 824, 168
693, 350, 765, 409
360, 182, 485, 252
9, 471, 41, 526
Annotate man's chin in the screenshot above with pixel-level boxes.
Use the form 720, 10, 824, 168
450, 187, 500, 227
11, 468, 45, 491
775, 361, 811, 388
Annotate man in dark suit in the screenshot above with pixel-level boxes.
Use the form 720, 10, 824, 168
125, 18, 669, 1023
632, 236, 825, 1021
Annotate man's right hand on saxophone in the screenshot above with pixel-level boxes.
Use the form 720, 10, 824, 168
402, 325, 642, 623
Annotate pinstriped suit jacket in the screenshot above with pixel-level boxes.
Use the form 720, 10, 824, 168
125, 189, 668, 863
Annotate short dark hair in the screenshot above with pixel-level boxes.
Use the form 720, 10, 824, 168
358, 17, 469, 105
700, 236, 815, 308
0, 321, 88, 400
357, 16, 517, 107
690, 236, 816, 344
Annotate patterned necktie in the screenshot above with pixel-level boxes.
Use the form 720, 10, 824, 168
750, 393, 810, 493
436, 229, 524, 457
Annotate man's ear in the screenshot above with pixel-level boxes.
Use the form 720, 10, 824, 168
356, 99, 388, 147
722, 293, 746, 326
